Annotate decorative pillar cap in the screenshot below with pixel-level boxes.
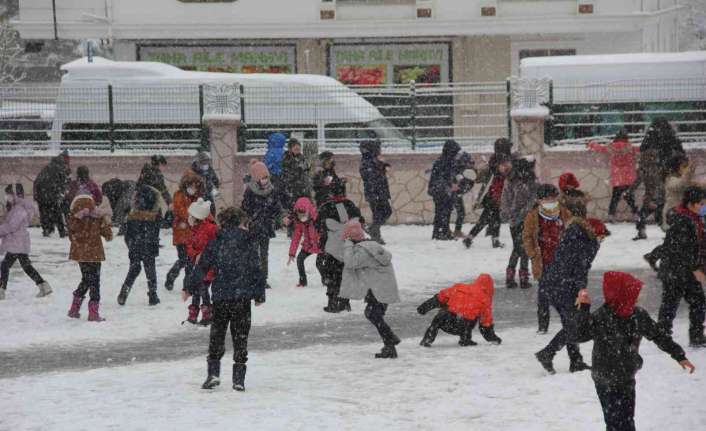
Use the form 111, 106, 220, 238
203, 83, 241, 123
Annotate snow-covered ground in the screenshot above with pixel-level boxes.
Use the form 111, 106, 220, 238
0, 223, 664, 351
4, 320, 704, 431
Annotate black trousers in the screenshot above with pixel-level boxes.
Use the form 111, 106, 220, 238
296, 251, 312, 286
0, 253, 45, 288
608, 186, 638, 216
538, 301, 583, 363
208, 299, 252, 364
658, 276, 706, 340
123, 255, 157, 292
432, 195, 454, 239
73, 262, 101, 302
508, 224, 529, 271
595, 379, 636, 431
166, 245, 189, 287
369, 198, 392, 227
636, 203, 664, 231
469, 204, 501, 238
255, 237, 270, 281
537, 282, 551, 332
364, 290, 398, 346
316, 253, 344, 298
454, 195, 466, 231
37, 200, 66, 236
423, 310, 477, 344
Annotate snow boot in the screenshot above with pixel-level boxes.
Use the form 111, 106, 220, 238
535, 351, 556, 375
569, 360, 592, 373
87, 300, 105, 322
462, 235, 474, 249
689, 330, 706, 348
632, 228, 647, 241
370, 225, 386, 245
199, 305, 213, 326
148, 291, 160, 306
232, 363, 247, 391
338, 298, 352, 312
186, 304, 199, 324
506, 268, 518, 289
644, 252, 659, 272
117, 284, 131, 306
458, 338, 478, 347
519, 269, 532, 289
68, 294, 84, 319
323, 296, 342, 313
36, 281, 53, 298
375, 345, 398, 359
492, 237, 505, 248
202, 360, 221, 390
420, 325, 438, 347
0, 288, 5, 300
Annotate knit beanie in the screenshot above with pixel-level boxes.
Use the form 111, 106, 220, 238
249, 159, 270, 182
188, 198, 212, 221
559, 172, 580, 192
342, 219, 366, 242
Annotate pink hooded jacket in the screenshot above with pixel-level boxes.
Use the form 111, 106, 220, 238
289, 197, 322, 257
588, 139, 640, 187
0, 197, 35, 255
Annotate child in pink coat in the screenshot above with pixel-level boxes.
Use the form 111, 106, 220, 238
588, 129, 640, 221
0, 184, 52, 300
288, 197, 321, 287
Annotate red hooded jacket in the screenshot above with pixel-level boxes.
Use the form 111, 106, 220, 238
437, 274, 495, 326
602, 271, 642, 318
289, 197, 322, 257
186, 215, 217, 282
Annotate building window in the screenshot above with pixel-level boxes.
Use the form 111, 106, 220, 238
519, 48, 576, 60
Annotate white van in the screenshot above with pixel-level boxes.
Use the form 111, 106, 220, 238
52, 57, 411, 151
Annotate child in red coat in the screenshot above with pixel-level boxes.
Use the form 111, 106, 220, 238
417, 273, 502, 346
183, 198, 217, 325
288, 197, 321, 287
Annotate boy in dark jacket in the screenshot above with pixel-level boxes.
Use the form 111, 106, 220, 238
34, 154, 70, 238
241, 160, 285, 289
573, 271, 695, 431
281, 138, 312, 209
452, 152, 476, 238
315, 177, 363, 313
312, 151, 340, 207
188, 207, 266, 392
359, 140, 392, 244
117, 184, 165, 306
429, 140, 461, 240
656, 186, 706, 347
535, 205, 610, 374
464, 153, 512, 248
417, 273, 502, 347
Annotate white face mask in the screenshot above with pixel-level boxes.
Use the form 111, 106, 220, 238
186, 187, 196, 196
201, 164, 209, 171
298, 214, 309, 222
541, 202, 559, 211
259, 179, 270, 187
188, 215, 197, 227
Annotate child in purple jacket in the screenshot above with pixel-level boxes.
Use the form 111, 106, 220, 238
0, 184, 52, 300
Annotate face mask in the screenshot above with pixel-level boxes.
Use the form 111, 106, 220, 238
201, 164, 209, 171
298, 213, 309, 222
259, 178, 270, 187
541, 202, 559, 211
188, 215, 197, 227
186, 187, 196, 196
699, 204, 706, 217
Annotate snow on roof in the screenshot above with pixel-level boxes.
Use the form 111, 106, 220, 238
521, 51, 706, 68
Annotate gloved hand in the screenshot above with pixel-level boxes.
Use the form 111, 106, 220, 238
417, 295, 441, 315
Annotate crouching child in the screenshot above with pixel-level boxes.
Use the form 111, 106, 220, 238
417, 274, 502, 347
185, 207, 266, 392
573, 271, 695, 431
340, 220, 401, 358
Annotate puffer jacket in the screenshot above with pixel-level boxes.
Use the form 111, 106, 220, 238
500, 177, 540, 227
67, 195, 113, 262
0, 197, 35, 254
588, 140, 639, 187
263, 132, 286, 176
340, 239, 400, 304
186, 215, 217, 283
289, 197, 321, 257
522, 206, 573, 280
172, 172, 206, 245
436, 274, 495, 326
241, 180, 283, 240
661, 169, 706, 230
124, 185, 164, 259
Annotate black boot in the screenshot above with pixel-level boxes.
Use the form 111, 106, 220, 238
463, 235, 474, 249
164, 264, 179, 291
569, 360, 592, 373
117, 284, 131, 306
148, 290, 160, 306
338, 298, 352, 312
323, 296, 341, 313
375, 345, 398, 359
535, 351, 556, 375
201, 360, 221, 389
492, 237, 505, 248
233, 363, 247, 391
458, 337, 478, 347
644, 253, 659, 272
689, 330, 706, 348
632, 228, 647, 241
420, 325, 438, 347
370, 225, 386, 245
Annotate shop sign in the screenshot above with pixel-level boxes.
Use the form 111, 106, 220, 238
139, 45, 296, 74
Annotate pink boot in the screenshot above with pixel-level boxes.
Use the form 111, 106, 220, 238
67, 294, 84, 319
87, 300, 105, 322
199, 305, 212, 326
186, 304, 199, 324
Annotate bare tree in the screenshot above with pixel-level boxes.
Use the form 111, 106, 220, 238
0, 21, 26, 83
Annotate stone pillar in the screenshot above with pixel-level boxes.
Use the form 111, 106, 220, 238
511, 107, 550, 181
204, 116, 240, 210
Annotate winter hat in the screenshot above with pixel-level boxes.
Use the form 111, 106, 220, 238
360, 140, 381, 157
134, 184, 157, 211
603, 271, 642, 318
342, 219, 366, 242
188, 198, 212, 221
474, 274, 495, 300
195, 151, 211, 165
77, 166, 90, 182
151, 155, 167, 167
249, 159, 270, 182
288, 138, 301, 150
293, 197, 317, 220
559, 172, 579, 192
494, 138, 513, 156
267, 132, 287, 149
536, 184, 559, 200
319, 151, 334, 162
587, 218, 610, 238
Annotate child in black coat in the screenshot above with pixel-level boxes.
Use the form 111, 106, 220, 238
573, 271, 695, 431
187, 207, 266, 392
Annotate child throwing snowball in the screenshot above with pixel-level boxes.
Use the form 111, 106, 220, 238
288, 197, 321, 288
